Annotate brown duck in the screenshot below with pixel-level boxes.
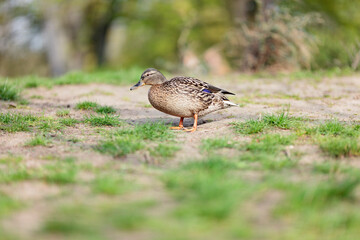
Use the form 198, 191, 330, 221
130, 68, 237, 132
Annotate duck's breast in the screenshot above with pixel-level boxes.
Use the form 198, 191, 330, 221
148, 85, 201, 117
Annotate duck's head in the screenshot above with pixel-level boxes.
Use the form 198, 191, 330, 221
130, 68, 167, 90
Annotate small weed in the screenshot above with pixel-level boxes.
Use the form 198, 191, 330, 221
56, 109, 70, 117
84, 114, 121, 127
76, 101, 99, 110
95, 106, 116, 114
262, 111, 302, 129
201, 138, 235, 152
0, 82, 20, 101
25, 135, 51, 147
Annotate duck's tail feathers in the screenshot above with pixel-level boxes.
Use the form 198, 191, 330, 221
224, 100, 238, 107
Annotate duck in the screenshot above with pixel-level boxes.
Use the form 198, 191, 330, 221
130, 68, 237, 132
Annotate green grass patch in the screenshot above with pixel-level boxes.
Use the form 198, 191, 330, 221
94, 106, 116, 114
114, 122, 174, 141
76, 101, 99, 110
0, 112, 39, 132
151, 143, 180, 158
0, 82, 20, 101
40, 158, 78, 184
0, 192, 22, 218
319, 137, 360, 158
25, 135, 51, 147
2, 67, 143, 90
84, 114, 121, 127
95, 122, 174, 158
306, 120, 360, 137
56, 109, 70, 117
233, 111, 304, 134
163, 156, 251, 220
201, 137, 235, 152
95, 136, 143, 157
59, 117, 80, 127
92, 174, 130, 195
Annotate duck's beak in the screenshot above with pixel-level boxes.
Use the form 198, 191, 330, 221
130, 79, 145, 91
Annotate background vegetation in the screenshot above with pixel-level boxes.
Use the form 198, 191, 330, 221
0, 0, 359, 77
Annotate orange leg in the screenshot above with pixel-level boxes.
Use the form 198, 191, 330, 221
184, 114, 198, 133
170, 117, 184, 130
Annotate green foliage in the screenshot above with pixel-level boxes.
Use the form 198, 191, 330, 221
84, 114, 121, 127
0, 82, 20, 101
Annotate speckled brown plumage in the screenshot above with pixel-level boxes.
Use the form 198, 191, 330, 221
130, 68, 238, 132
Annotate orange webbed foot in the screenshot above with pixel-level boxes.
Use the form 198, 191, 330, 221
170, 126, 184, 130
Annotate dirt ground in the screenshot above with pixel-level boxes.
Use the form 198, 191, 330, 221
1, 74, 360, 239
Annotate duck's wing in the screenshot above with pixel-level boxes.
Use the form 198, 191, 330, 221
168, 77, 235, 95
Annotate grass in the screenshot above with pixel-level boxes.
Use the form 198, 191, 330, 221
56, 109, 70, 117
0, 192, 22, 218
95, 122, 174, 157
95, 136, 143, 157
95, 106, 116, 114
25, 135, 51, 147
84, 114, 121, 126
76, 101, 116, 115
92, 174, 130, 195
0, 112, 39, 132
151, 143, 180, 158
1, 67, 142, 90
201, 137, 235, 152
75, 101, 99, 110
0, 82, 20, 101
163, 156, 249, 220
319, 137, 360, 158
232, 111, 304, 134
305, 120, 360, 137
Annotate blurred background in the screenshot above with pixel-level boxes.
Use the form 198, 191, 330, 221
1, 0, 359, 77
